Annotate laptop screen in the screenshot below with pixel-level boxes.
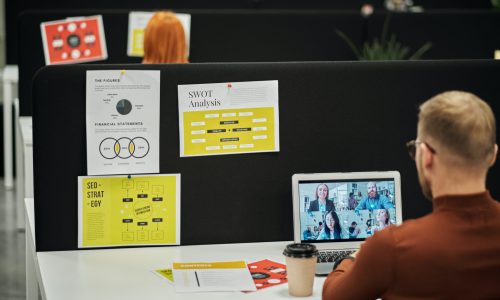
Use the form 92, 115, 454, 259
298, 179, 397, 243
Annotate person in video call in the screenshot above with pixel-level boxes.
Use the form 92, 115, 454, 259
354, 182, 394, 212
323, 91, 500, 299
348, 221, 361, 239
303, 226, 313, 240
365, 219, 373, 235
142, 11, 188, 64
308, 183, 335, 212
372, 209, 391, 234
317, 222, 324, 233
317, 210, 343, 240
347, 192, 359, 210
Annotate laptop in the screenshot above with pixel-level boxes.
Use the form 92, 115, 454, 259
292, 171, 402, 276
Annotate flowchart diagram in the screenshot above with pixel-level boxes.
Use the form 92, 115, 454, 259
78, 174, 180, 248
183, 107, 276, 156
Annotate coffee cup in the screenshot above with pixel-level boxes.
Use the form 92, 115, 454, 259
283, 243, 318, 297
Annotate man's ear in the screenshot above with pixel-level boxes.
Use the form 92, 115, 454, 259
421, 143, 434, 168
489, 144, 498, 167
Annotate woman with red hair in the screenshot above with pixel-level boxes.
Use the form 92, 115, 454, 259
142, 11, 188, 64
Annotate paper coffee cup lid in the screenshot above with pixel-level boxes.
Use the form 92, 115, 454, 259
283, 243, 318, 258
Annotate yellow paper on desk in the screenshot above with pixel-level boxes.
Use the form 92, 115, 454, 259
172, 261, 257, 292
154, 268, 174, 285
77, 174, 180, 248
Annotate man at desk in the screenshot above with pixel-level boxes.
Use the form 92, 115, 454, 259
354, 182, 394, 212
323, 91, 500, 299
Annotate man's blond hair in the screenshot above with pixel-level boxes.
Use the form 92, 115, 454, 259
418, 91, 496, 167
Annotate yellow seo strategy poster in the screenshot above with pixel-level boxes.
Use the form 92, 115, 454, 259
178, 80, 280, 157
78, 174, 180, 248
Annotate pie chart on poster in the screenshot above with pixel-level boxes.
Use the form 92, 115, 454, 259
116, 99, 132, 115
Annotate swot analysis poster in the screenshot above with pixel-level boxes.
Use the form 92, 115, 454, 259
178, 80, 280, 157
41, 15, 107, 65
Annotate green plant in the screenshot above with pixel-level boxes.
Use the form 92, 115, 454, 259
336, 14, 432, 60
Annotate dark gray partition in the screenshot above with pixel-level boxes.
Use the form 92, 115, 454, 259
8, 0, 493, 64
367, 11, 500, 60
18, 9, 362, 116
32, 60, 500, 251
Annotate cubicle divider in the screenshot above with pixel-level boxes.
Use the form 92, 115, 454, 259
18, 9, 362, 116
32, 60, 500, 251
19, 9, 500, 118
367, 10, 500, 60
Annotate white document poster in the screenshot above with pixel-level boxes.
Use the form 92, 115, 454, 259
172, 261, 257, 292
86, 70, 160, 175
178, 80, 280, 157
127, 11, 191, 57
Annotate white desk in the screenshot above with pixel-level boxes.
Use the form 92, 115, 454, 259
16, 116, 33, 229
25, 198, 40, 300
25, 198, 325, 300
3, 65, 19, 188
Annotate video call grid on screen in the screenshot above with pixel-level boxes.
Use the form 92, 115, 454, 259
298, 179, 397, 243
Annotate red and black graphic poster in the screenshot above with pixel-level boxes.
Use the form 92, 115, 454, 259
247, 259, 287, 291
41, 15, 108, 65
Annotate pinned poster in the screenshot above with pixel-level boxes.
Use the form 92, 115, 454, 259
78, 174, 180, 248
178, 80, 280, 157
40, 15, 107, 65
127, 11, 191, 57
86, 70, 160, 175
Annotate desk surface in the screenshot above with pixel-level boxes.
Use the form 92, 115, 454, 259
26, 199, 325, 300
19, 116, 32, 145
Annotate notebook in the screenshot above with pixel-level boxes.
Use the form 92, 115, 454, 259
292, 171, 402, 275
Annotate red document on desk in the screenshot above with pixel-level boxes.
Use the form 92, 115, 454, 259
247, 259, 287, 291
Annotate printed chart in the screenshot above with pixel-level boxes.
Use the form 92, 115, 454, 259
183, 107, 276, 156
40, 15, 107, 65
178, 80, 280, 157
86, 70, 160, 175
78, 174, 180, 248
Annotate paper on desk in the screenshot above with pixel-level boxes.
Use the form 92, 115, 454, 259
153, 268, 174, 285
172, 261, 257, 293
246, 259, 287, 291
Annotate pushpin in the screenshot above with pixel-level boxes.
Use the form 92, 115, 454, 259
121, 70, 126, 75
127, 174, 132, 179
227, 83, 232, 88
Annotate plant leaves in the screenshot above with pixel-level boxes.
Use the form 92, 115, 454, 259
336, 12, 431, 61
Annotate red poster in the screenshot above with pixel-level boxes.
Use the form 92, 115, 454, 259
41, 15, 108, 65
246, 259, 287, 291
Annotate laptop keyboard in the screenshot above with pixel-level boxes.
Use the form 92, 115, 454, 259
317, 250, 355, 263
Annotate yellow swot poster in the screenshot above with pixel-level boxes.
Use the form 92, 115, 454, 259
78, 174, 180, 248
178, 80, 280, 157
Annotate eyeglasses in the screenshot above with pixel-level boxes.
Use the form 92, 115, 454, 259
406, 140, 437, 160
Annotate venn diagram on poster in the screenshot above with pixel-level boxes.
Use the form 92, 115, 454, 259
99, 137, 150, 159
